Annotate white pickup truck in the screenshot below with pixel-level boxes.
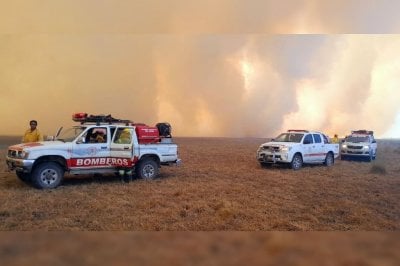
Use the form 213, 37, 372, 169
6, 113, 181, 189
340, 130, 377, 161
257, 130, 339, 170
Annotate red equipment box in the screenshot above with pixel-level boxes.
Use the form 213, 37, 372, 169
135, 125, 160, 144
72, 112, 88, 122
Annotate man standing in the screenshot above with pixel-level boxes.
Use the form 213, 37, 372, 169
22, 120, 43, 143
331, 134, 340, 143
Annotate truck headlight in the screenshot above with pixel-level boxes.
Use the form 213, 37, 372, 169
363, 145, 370, 150
281, 146, 291, 152
342, 144, 347, 149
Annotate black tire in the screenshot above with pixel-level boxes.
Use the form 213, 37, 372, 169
16, 171, 31, 183
31, 162, 64, 189
291, 153, 303, 170
325, 152, 334, 166
260, 162, 269, 168
135, 159, 159, 180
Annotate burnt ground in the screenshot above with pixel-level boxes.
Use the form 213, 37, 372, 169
0, 137, 399, 265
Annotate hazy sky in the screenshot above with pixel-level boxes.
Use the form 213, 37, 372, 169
1, 0, 400, 138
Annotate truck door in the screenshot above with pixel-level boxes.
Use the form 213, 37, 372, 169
302, 134, 315, 163
110, 127, 135, 168
312, 133, 325, 162
70, 127, 110, 169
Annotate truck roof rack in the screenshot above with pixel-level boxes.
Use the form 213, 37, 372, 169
288, 129, 309, 133
72, 113, 132, 126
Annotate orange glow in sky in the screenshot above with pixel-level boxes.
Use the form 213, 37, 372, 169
1, 1, 400, 138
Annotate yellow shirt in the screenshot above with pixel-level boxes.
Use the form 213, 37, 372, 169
115, 132, 131, 144
22, 129, 43, 143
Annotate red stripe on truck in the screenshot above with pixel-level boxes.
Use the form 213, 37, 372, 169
304, 153, 327, 157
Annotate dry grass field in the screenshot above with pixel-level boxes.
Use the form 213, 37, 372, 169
0, 137, 399, 231
0, 136, 399, 264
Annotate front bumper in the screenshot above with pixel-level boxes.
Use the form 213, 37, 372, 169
341, 150, 371, 157
6, 156, 35, 173
257, 151, 290, 163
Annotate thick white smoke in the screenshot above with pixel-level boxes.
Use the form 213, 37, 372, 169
1, 1, 400, 138
1, 35, 400, 138
280, 35, 400, 137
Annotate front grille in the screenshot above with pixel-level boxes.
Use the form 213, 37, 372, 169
262, 146, 280, 152
348, 145, 363, 149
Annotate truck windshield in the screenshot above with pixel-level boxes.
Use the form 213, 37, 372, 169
346, 136, 369, 143
56, 127, 85, 142
273, 133, 304, 143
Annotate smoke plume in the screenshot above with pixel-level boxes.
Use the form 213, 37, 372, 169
0, 1, 399, 138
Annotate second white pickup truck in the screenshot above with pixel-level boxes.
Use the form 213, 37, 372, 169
257, 130, 339, 170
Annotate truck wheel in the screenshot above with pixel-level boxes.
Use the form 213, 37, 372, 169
291, 154, 303, 170
32, 162, 64, 189
325, 152, 334, 166
16, 171, 31, 183
136, 159, 159, 180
